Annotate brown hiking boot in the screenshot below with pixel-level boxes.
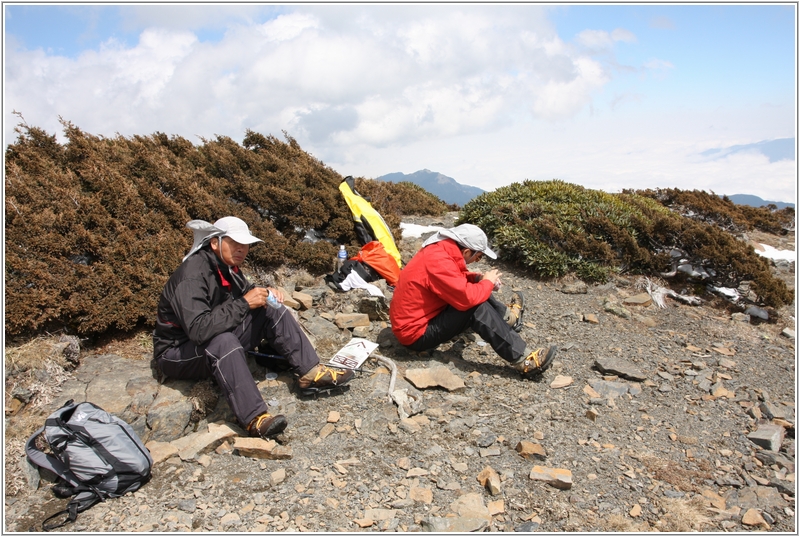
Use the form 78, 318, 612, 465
297, 364, 354, 395
512, 346, 556, 379
505, 292, 524, 333
247, 413, 287, 439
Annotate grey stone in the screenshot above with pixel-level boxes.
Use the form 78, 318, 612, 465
781, 328, 795, 339
177, 499, 197, 513
756, 485, 789, 508
57, 334, 81, 365
560, 282, 588, 294
747, 424, 785, 451
594, 357, 647, 381
302, 316, 345, 342
21, 455, 40, 490
603, 301, 631, 320
146, 380, 195, 442
717, 475, 744, 487
588, 379, 629, 399
745, 306, 769, 320
697, 378, 712, 392
358, 296, 390, 321
755, 451, 794, 473
515, 521, 540, 532
295, 286, 329, 304
422, 516, 489, 532
476, 433, 497, 448
768, 480, 795, 497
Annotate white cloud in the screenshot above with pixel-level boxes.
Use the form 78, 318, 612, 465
258, 12, 319, 42
3, 5, 794, 204
6, 5, 610, 148
577, 28, 636, 50
643, 58, 675, 72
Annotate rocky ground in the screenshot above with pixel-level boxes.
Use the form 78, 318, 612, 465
4, 213, 797, 533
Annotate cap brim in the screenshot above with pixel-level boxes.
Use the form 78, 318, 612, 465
483, 247, 498, 259
225, 232, 263, 245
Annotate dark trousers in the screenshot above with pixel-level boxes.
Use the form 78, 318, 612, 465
156, 306, 318, 427
407, 295, 527, 364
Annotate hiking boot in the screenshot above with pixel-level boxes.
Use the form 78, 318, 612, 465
247, 413, 288, 439
297, 364, 355, 395
512, 346, 556, 379
505, 292, 525, 332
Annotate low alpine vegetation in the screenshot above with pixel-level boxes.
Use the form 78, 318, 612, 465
458, 180, 791, 308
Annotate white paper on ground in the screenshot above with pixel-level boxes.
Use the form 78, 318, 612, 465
329, 338, 379, 370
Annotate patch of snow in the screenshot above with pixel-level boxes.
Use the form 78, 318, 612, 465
755, 244, 796, 262
400, 223, 446, 239
712, 287, 740, 300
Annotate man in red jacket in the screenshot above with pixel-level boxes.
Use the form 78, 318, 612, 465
389, 223, 555, 378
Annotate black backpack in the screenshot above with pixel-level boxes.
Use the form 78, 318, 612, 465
325, 258, 381, 291
25, 400, 153, 531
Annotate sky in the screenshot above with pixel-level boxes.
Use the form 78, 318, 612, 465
3, 3, 797, 203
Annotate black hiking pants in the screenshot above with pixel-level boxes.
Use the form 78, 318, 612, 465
407, 295, 527, 364
155, 306, 318, 428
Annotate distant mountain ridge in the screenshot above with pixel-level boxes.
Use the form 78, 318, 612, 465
726, 194, 794, 210
376, 169, 485, 207
375, 170, 794, 211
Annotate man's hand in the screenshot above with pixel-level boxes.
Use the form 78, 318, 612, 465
481, 269, 502, 285
243, 287, 283, 309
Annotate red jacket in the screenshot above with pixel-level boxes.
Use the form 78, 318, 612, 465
389, 238, 494, 345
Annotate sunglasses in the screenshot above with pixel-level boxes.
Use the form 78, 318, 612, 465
466, 250, 483, 263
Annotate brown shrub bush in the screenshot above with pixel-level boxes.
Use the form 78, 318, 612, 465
632, 187, 795, 235
5, 121, 447, 338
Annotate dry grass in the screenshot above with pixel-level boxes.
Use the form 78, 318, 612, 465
5, 335, 78, 496
90, 328, 153, 361
655, 497, 712, 531
188, 379, 219, 423
5, 334, 72, 374
640, 455, 712, 492
603, 514, 650, 532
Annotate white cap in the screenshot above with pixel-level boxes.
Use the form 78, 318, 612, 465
422, 223, 497, 259
182, 217, 263, 262
213, 216, 263, 245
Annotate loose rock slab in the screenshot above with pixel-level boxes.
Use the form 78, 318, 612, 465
233, 437, 293, 460
747, 423, 785, 452
594, 356, 647, 381
550, 375, 573, 389
405, 367, 465, 392
529, 465, 573, 489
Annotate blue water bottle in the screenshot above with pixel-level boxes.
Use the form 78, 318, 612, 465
266, 289, 282, 309
337, 245, 347, 270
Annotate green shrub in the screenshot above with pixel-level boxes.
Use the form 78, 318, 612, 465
458, 180, 791, 308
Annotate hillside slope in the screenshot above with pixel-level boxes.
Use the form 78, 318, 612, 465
4, 213, 796, 533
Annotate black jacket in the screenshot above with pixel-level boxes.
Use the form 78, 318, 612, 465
153, 248, 254, 359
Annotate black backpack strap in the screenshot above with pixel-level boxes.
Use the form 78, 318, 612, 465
41, 490, 101, 531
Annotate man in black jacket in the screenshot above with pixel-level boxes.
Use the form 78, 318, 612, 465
153, 217, 354, 439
